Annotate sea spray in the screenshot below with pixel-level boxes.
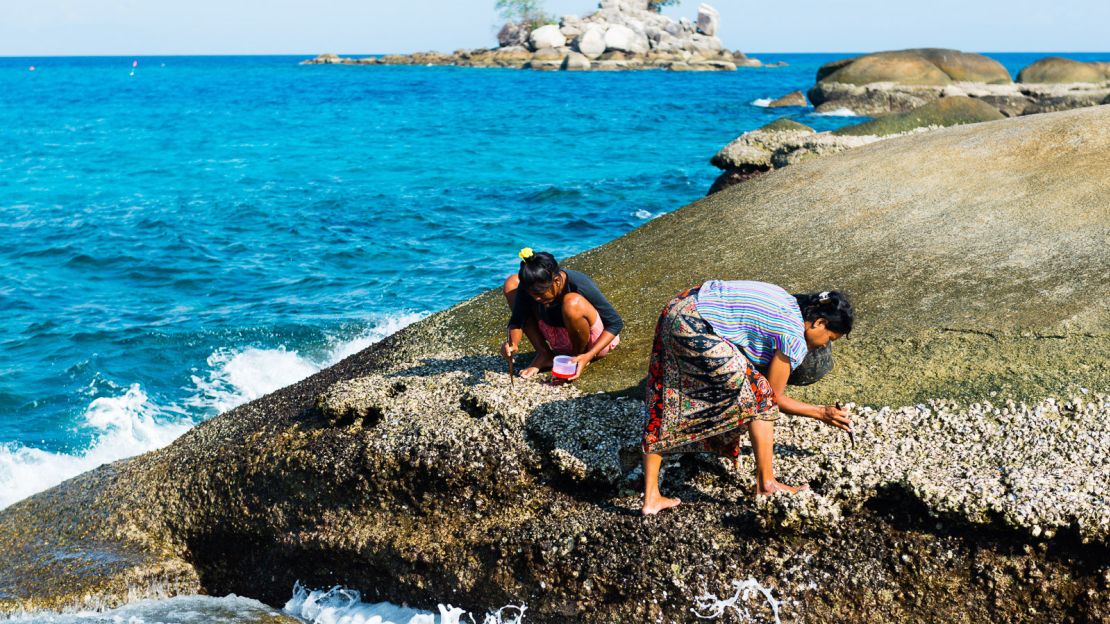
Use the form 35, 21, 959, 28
0, 385, 193, 509
283, 583, 527, 624
808, 108, 859, 117
0, 314, 424, 510
691, 578, 783, 623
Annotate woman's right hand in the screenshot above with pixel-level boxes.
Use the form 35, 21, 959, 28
818, 404, 852, 432
500, 340, 517, 361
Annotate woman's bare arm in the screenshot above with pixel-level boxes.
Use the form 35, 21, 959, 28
765, 351, 851, 431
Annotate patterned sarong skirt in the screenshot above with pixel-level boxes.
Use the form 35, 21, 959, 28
642, 287, 779, 458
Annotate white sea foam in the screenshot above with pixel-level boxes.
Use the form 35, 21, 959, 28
284, 584, 527, 624
751, 98, 772, 107
0, 385, 193, 509
0, 313, 424, 510
691, 578, 782, 623
3, 594, 287, 623
810, 108, 859, 117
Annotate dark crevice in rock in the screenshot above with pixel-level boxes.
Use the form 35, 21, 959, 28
459, 393, 490, 419
707, 165, 770, 195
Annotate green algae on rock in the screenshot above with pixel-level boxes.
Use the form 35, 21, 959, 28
831, 95, 1004, 136
2, 106, 1109, 623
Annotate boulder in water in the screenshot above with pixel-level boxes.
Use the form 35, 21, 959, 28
1017, 56, 1108, 83
767, 90, 807, 107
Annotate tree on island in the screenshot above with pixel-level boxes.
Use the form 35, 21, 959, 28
495, 0, 554, 30
648, 0, 681, 11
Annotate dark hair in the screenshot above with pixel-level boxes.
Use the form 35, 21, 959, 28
519, 251, 560, 294
794, 290, 854, 335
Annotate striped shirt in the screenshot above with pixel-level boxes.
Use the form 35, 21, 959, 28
696, 280, 808, 371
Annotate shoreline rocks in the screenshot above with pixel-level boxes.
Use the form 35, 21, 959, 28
2, 106, 1108, 622
808, 49, 1110, 116
302, 1, 776, 72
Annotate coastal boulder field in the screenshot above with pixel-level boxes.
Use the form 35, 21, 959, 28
709, 49, 1110, 195
2, 106, 1108, 623
303, 0, 765, 71
808, 48, 1110, 115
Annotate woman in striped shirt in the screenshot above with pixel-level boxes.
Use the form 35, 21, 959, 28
641, 280, 854, 515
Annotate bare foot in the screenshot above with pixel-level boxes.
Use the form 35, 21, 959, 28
755, 480, 810, 496
641, 495, 682, 515
519, 352, 554, 379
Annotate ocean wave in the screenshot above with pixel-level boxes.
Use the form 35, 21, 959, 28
284, 583, 526, 624
810, 108, 859, 117
0, 385, 193, 509
0, 313, 424, 510
751, 98, 772, 107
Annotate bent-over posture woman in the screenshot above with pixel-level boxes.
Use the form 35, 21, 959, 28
641, 280, 853, 515
501, 248, 623, 381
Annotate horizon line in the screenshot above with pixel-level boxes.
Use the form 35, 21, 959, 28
4, 50, 1110, 59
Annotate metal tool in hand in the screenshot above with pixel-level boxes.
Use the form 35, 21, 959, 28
837, 401, 854, 448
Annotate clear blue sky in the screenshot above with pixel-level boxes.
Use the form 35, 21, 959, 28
2, 0, 1107, 56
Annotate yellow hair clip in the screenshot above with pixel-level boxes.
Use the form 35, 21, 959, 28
518, 247, 534, 261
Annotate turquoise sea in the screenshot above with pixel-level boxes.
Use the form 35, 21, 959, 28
1, 51, 1108, 621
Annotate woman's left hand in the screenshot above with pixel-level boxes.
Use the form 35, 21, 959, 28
566, 354, 592, 380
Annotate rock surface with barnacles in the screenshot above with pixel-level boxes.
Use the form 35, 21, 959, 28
2, 107, 1109, 622
301, 1, 766, 72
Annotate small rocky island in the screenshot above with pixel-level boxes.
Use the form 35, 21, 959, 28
304, 0, 767, 71
709, 49, 1110, 194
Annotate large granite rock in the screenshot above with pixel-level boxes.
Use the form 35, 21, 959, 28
815, 49, 1012, 87
809, 78, 1110, 116
575, 25, 606, 58
807, 51, 1110, 116
603, 24, 648, 54
4, 108, 1108, 623
1017, 56, 1107, 84
497, 21, 528, 48
696, 3, 720, 36
529, 24, 566, 51
767, 90, 807, 107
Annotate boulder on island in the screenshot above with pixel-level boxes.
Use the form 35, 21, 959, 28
529, 24, 566, 51
696, 3, 720, 36
575, 25, 607, 58
497, 21, 529, 48
1017, 56, 1108, 83
562, 51, 592, 71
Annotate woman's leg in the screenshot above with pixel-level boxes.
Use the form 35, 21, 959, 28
559, 292, 600, 355
503, 275, 553, 377
749, 419, 805, 495
641, 452, 681, 515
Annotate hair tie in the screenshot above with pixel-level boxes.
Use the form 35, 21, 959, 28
818, 291, 831, 304
518, 247, 534, 262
